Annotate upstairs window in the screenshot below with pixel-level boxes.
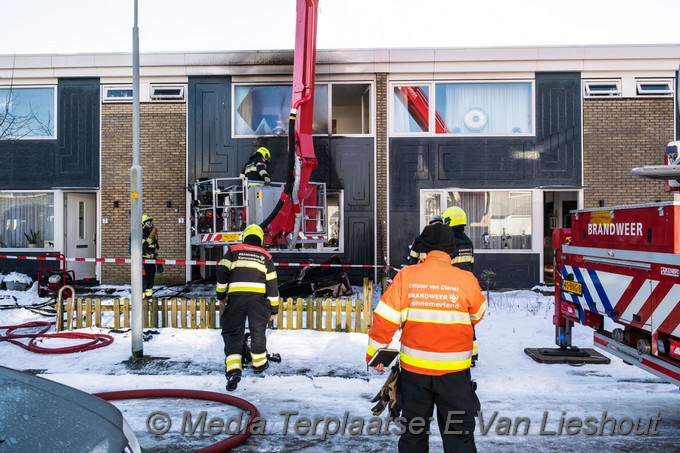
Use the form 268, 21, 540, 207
392, 81, 533, 136
0, 86, 56, 139
103, 86, 133, 102
636, 79, 673, 96
583, 79, 621, 97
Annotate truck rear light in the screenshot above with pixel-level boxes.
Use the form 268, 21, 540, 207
669, 338, 680, 360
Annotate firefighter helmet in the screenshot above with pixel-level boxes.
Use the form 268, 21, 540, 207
242, 224, 264, 245
442, 206, 467, 227
256, 147, 271, 161
142, 214, 153, 225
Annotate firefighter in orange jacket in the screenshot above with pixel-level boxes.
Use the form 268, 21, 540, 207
217, 224, 279, 391
367, 223, 486, 453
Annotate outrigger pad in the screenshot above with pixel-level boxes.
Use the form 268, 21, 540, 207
524, 347, 611, 365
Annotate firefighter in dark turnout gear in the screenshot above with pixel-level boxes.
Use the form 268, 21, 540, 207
240, 146, 272, 186
442, 206, 475, 272
217, 224, 279, 391
442, 206, 478, 365
141, 214, 159, 298
406, 215, 444, 265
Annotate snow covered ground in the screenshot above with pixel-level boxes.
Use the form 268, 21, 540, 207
1, 278, 679, 452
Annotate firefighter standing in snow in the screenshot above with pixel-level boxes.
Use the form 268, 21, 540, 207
141, 214, 160, 298
217, 224, 279, 391
241, 146, 272, 186
367, 223, 486, 453
441, 206, 478, 366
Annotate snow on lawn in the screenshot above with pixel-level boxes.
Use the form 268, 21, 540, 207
1, 281, 679, 452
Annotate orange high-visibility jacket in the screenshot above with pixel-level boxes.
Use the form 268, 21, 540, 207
367, 250, 487, 376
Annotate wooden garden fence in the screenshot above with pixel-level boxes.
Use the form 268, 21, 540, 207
56, 278, 374, 334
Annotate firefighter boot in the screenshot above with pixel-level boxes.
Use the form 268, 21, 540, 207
226, 371, 242, 392
252, 361, 269, 375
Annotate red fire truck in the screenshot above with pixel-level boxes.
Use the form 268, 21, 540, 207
545, 141, 680, 388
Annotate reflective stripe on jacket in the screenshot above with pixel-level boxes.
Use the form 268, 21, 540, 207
216, 243, 279, 312
367, 250, 486, 376
452, 228, 474, 272
240, 154, 270, 183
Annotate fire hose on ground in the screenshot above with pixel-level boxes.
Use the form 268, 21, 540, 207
95, 389, 260, 452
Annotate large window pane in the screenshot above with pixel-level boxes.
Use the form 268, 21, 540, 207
234, 84, 328, 136
0, 192, 55, 249
0, 87, 55, 138
331, 83, 370, 134
424, 190, 532, 251
435, 82, 532, 135
393, 85, 430, 133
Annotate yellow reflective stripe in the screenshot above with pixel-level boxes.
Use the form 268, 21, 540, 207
452, 255, 474, 263
374, 301, 402, 325
251, 351, 267, 367
233, 259, 268, 273
406, 308, 471, 324
269, 297, 280, 306
470, 301, 487, 321
473, 340, 478, 354
266, 271, 277, 281
228, 282, 266, 293
226, 354, 242, 372
216, 283, 228, 290
368, 337, 388, 352
218, 258, 232, 267
400, 346, 473, 371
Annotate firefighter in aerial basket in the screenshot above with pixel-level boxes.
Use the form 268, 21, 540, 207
216, 224, 279, 391
367, 223, 486, 452
240, 143, 272, 186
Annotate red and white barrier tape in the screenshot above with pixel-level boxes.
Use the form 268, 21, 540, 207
0, 254, 380, 269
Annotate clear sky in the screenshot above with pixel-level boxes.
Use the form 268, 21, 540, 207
2, 0, 679, 55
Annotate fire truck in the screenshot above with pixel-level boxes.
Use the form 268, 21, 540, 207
546, 141, 680, 388
190, 0, 326, 250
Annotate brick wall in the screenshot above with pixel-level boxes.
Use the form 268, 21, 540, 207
583, 98, 675, 208
101, 103, 187, 285
376, 73, 388, 265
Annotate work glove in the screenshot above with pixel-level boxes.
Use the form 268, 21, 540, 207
370, 363, 401, 417
264, 176, 271, 185
156, 264, 164, 273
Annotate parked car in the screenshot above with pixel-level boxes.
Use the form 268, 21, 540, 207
0, 365, 142, 452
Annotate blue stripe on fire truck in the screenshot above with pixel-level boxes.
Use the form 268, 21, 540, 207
571, 267, 599, 314
586, 268, 617, 319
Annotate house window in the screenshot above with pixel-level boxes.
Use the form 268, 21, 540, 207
393, 85, 431, 133
234, 84, 328, 136
0, 192, 54, 249
150, 85, 185, 102
103, 86, 133, 102
636, 79, 673, 96
435, 82, 533, 135
583, 79, 621, 97
331, 83, 371, 135
422, 190, 533, 251
300, 190, 343, 252
0, 86, 56, 139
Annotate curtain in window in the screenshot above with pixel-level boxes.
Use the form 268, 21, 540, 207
437, 83, 531, 134
0, 192, 54, 248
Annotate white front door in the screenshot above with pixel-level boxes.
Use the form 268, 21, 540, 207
66, 193, 96, 280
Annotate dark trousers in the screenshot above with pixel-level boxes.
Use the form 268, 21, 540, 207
220, 294, 271, 371
142, 263, 156, 291
398, 368, 477, 453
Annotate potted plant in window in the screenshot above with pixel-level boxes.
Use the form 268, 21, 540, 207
24, 229, 40, 248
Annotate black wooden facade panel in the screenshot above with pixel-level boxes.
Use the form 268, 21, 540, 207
0, 78, 99, 190
188, 78, 234, 182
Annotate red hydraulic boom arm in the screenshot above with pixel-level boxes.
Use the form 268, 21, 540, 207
260, 0, 319, 247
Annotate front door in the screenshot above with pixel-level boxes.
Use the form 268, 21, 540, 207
66, 193, 96, 280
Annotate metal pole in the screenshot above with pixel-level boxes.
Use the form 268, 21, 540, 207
130, 0, 144, 358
